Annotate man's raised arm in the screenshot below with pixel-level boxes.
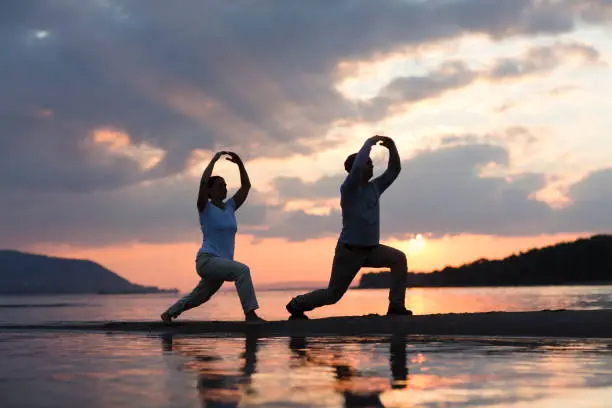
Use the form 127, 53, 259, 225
227, 152, 251, 211
344, 135, 383, 188
373, 136, 401, 193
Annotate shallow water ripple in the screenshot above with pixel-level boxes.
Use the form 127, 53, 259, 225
1, 332, 612, 407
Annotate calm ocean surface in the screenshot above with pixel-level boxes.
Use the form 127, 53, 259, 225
1, 286, 612, 407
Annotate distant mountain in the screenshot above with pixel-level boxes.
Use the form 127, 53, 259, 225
359, 235, 612, 288
0, 250, 178, 295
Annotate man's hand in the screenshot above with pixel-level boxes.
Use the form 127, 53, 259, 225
379, 136, 395, 149
368, 135, 394, 148
367, 135, 386, 145
225, 151, 242, 164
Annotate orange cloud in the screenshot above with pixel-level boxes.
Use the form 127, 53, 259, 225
92, 128, 131, 150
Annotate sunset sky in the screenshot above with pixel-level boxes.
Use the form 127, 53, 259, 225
2, 0, 611, 291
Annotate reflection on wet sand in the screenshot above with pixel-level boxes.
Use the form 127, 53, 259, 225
162, 333, 259, 407
288, 335, 408, 407
161, 334, 409, 407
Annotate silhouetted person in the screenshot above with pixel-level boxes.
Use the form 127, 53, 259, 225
161, 151, 264, 323
287, 135, 412, 319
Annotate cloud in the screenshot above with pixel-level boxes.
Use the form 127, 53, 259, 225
556, 168, 612, 232
0, 177, 268, 248
262, 143, 553, 240
574, 0, 612, 23
379, 145, 553, 237
256, 210, 342, 242
263, 142, 612, 241
2, 0, 612, 248
273, 176, 342, 201
1, 140, 610, 248
487, 43, 600, 79
358, 42, 601, 120
3, 0, 612, 196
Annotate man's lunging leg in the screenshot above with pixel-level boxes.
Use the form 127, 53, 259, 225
287, 244, 363, 318
365, 245, 412, 315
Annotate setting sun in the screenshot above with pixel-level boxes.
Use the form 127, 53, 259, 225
408, 233, 426, 254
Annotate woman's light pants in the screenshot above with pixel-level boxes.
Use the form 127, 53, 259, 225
165, 253, 259, 317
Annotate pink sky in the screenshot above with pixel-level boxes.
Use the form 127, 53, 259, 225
33, 233, 589, 292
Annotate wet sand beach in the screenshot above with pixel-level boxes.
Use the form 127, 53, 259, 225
3, 309, 612, 338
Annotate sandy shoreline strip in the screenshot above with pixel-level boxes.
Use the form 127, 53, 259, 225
1, 309, 611, 339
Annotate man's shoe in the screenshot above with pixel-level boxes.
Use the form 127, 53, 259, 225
386, 305, 413, 316
245, 312, 266, 324
286, 301, 309, 320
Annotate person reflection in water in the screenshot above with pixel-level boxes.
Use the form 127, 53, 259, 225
162, 333, 408, 407
161, 333, 258, 407
289, 334, 408, 406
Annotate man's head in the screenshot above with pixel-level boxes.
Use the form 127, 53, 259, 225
207, 175, 227, 200
344, 153, 374, 182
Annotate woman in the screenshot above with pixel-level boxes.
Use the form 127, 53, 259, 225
161, 151, 265, 323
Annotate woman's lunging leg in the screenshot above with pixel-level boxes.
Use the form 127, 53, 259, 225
204, 257, 259, 313
162, 255, 263, 322
163, 278, 223, 320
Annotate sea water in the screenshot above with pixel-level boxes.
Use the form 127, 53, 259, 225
1, 286, 612, 407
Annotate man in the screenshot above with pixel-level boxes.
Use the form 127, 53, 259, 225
286, 135, 412, 319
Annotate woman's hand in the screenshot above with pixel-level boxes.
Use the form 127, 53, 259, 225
213, 151, 227, 161
225, 151, 242, 164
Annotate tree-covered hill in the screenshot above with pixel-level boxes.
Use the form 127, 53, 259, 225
359, 235, 612, 288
